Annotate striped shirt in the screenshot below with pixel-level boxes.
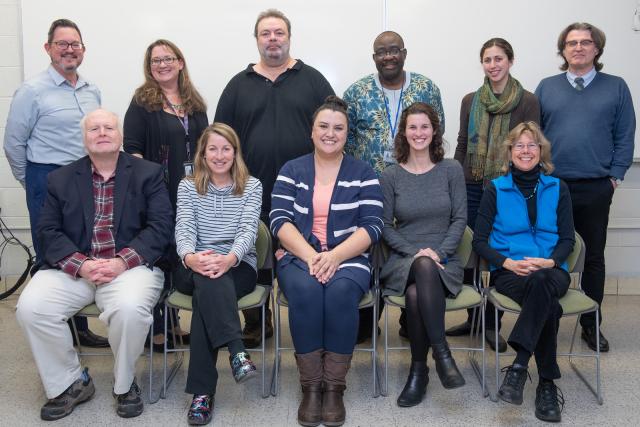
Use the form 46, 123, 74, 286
175, 176, 262, 270
270, 153, 383, 276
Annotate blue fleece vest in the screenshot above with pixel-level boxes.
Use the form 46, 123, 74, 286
488, 173, 567, 271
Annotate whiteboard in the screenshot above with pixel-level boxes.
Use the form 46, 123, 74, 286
21, 0, 639, 157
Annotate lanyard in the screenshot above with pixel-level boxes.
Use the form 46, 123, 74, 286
167, 102, 191, 160
383, 85, 404, 139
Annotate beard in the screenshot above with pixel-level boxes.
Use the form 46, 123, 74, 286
260, 41, 290, 65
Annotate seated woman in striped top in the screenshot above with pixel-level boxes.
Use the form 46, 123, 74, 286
175, 123, 262, 425
270, 96, 383, 427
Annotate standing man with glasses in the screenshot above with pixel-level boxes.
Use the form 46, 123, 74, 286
343, 30, 444, 342
215, 9, 334, 348
3, 18, 107, 348
535, 22, 636, 353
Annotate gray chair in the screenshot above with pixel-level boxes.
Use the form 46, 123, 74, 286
381, 226, 488, 398
270, 245, 382, 398
161, 220, 273, 399
71, 305, 158, 402
484, 231, 603, 404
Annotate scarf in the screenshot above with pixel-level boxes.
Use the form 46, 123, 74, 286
466, 75, 524, 181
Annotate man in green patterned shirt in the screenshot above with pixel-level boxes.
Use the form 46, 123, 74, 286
343, 31, 445, 175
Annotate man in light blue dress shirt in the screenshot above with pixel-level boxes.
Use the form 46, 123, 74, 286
3, 18, 106, 347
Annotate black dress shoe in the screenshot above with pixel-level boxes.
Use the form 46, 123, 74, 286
498, 364, 529, 405
74, 330, 109, 348
485, 329, 508, 353
535, 380, 564, 422
397, 362, 428, 407
581, 326, 609, 352
398, 325, 409, 339
445, 322, 471, 337
431, 342, 465, 389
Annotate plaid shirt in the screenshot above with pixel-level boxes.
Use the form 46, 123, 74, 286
58, 168, 144, 277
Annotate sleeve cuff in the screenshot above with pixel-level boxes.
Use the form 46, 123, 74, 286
116, 248, 144, 270
58, 252, 89, 277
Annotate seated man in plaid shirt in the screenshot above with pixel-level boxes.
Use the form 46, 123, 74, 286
16, 109, 173, 421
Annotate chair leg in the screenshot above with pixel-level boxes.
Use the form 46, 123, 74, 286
148, 324, 161, 404
162, 303, 183, 400
382, 301, 389, 397
568, 312, 604, 404
260, 299, 268, 398
270, 293, 281, 396
370, 291, 379, 398
494, 306, 500, 402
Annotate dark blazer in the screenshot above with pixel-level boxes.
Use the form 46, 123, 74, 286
37, 152, 174, 270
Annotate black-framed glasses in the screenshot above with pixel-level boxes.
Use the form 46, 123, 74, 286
52, 40, 84, 50
565, 39, 594, 48
150, 56, 178, 66
373, 47, 405, 59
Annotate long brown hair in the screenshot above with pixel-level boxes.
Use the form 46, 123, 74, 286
557, 22, 606, 71
133, 39, 207, 114
190, 123, 250, 196
394, 102, 444, 164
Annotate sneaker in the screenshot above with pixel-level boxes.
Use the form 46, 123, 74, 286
114, 379, 143, 418
229, 351, 257, 383
188, 394, 214, 425
41, 368, 95, 421
498, 364, 530, 405
535, 380, 564, 422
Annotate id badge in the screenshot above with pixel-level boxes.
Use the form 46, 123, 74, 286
383, 150, 395, 164
183, 161, 194, 177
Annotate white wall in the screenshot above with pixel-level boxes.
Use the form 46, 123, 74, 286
1, 0, 639, 292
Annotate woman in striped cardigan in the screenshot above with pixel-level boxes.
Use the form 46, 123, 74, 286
175, 123, 262, 425
270, 96, 383, 427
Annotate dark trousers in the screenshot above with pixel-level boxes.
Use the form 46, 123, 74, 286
492, 267, 570, 379
566, 177, 614, 328
185, 262, 256, 394
25, 161, 88, 332
278, 261, 363, 354
465, 182, 502, 330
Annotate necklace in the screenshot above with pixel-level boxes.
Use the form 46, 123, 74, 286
169, 102, 184, 110
523, 183, 538, 200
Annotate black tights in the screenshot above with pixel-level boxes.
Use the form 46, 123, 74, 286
405, 257, 447, 362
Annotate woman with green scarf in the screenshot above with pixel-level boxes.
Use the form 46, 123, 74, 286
449, 38, 540, 347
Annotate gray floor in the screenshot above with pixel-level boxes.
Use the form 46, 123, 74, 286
1, 293, 639, 426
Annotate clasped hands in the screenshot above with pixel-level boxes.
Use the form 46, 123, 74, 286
184, 250, 236, 279
502, 257, 555, 276
413, 247, 445, 270
78, 257, 127, 285
307, 250, 341, 285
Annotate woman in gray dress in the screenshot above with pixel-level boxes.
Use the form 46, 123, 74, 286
380, 102, 467, 407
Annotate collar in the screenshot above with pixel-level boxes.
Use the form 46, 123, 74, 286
566, 67, 597, 88
245, 59, 303, 75
47, 65, 88, 89
374, 71, 411, 92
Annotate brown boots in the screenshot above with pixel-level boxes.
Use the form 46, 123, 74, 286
321, 351, 352, 427
295, 350, 352, 427
295, 349, 323, 426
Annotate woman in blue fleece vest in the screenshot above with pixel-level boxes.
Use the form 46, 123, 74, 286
472, 122, 575, 423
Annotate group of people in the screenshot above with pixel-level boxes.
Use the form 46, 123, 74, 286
3, 8, 635, 427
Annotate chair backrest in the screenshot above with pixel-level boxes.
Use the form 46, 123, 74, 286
566, 231, 586, 274
256, 220, 272, 270
457, 226, 476, 269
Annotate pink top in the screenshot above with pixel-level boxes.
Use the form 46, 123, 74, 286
312, 178, 334, 250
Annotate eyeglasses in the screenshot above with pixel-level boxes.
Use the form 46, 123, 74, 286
52, 40, 84, 50
512, 143, 540, 151
565, 39, 594, 48
373, 47, 405, 59
150, 56, 178, 66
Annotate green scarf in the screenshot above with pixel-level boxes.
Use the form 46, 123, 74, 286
466, 76, 523, 181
